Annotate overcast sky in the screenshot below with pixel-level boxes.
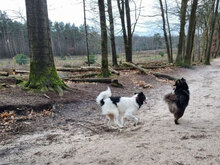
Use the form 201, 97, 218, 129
0, 0, 165, 36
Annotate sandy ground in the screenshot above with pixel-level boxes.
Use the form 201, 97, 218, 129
1, 58, 220, 165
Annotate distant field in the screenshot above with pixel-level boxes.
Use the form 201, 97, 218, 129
0, 50, 175, 70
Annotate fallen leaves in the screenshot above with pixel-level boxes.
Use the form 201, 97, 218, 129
0, 109, 53, 133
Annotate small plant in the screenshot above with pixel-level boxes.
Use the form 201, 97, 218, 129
60, 55, 67, 60
14, 54, 29, 65
85, 53, 96, 64
116, 54, 120, 58
159, 51, 164, 57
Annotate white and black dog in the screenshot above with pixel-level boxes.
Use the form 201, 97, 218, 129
96, 87, 147, 128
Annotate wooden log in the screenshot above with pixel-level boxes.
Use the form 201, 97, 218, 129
62, 73, 97, 80
0, 71, 9, 76
123, 62, 177, 81
67, 78, 112, 83
108, 66, 120, 75
141, 64, 173, 69
57, 67, 101, 72
66, 78, 123, 87
14, 70, 29, 74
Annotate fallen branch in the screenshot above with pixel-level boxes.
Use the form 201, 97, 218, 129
123, 62, 177, 81
0, 71, 9, 76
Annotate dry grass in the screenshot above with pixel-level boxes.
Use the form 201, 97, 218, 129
0, 51, 173, 70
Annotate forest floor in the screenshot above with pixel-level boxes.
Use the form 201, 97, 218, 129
0, 58, 220, 165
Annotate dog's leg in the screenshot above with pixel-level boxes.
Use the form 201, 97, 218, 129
114, 113, 124, 128
125, 113, 139, 126
106, 116, 112, 128
120, 116, 125, 126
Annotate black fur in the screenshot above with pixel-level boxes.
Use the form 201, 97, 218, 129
164, 78, 190, 124
110, 96, 121, 106
136, 92, 146, 108
100, 99, 105, 106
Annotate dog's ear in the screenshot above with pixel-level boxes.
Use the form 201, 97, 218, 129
181, 78, 186, 82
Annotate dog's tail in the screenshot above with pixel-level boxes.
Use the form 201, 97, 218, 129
164, 93, 177, 104
96, 87, 112, 106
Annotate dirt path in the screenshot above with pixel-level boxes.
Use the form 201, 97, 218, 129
1, 58, 220, 165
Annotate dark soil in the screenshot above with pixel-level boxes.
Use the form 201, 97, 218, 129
0, 66, 179, 143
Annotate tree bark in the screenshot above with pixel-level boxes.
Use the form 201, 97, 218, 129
164, 0, 173, 63
159, 0, 172, 63
204, 0, 219, 65
107, 0, 118, 67
83, 0, 90, 66
184, 0, 198, 67
98, 0, 110, 77
176, 0, 188, 65
125, 0, 132, 62
25, 0, 66, 94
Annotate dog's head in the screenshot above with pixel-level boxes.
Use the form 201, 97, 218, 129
135, 92, 147, 107
174, 78, 189, 91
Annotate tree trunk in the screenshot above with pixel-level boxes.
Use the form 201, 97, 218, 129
107, 0, 118, 66
125, 0, 132, 63
117, 0, 128, 60
25, 0, 66, 94
117, 0, 133, 63
159, 0, 172, 63
98, 0, 110, 77
184, 0, 198, 67
176, 0, 188, 65
164, 0, 173, 63
204, 0, 219, 65
83, 0, 90, 66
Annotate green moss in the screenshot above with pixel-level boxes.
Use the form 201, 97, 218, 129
25, 62, 67, 95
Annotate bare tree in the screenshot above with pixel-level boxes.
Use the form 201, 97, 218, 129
25, 0, 66, 94
204, 0, 219, 65
176, 0, 188, 65
98, 0, 110, 77
159, 0, 172, 63
117, 0, 142, 63
107, 0, 118, 66
184, 0, 198, 66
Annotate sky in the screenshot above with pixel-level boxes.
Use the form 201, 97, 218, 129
0, 0, 168, 36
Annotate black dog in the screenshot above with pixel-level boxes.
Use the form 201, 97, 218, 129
164, 78, 190, 124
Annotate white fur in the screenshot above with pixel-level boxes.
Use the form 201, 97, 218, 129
96, 87, 111, 105
96, 87, 147, 128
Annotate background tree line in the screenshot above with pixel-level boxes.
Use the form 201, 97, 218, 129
0, 10, 178, 59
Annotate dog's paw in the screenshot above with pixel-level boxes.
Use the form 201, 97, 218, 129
174, 119, 179, 125
133, 122, 138, 127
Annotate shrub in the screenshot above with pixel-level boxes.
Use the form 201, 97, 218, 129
116, 54, 120, 58
159, 51, 164, 57
85, 53, 96, 64
14, 54, 29, 65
